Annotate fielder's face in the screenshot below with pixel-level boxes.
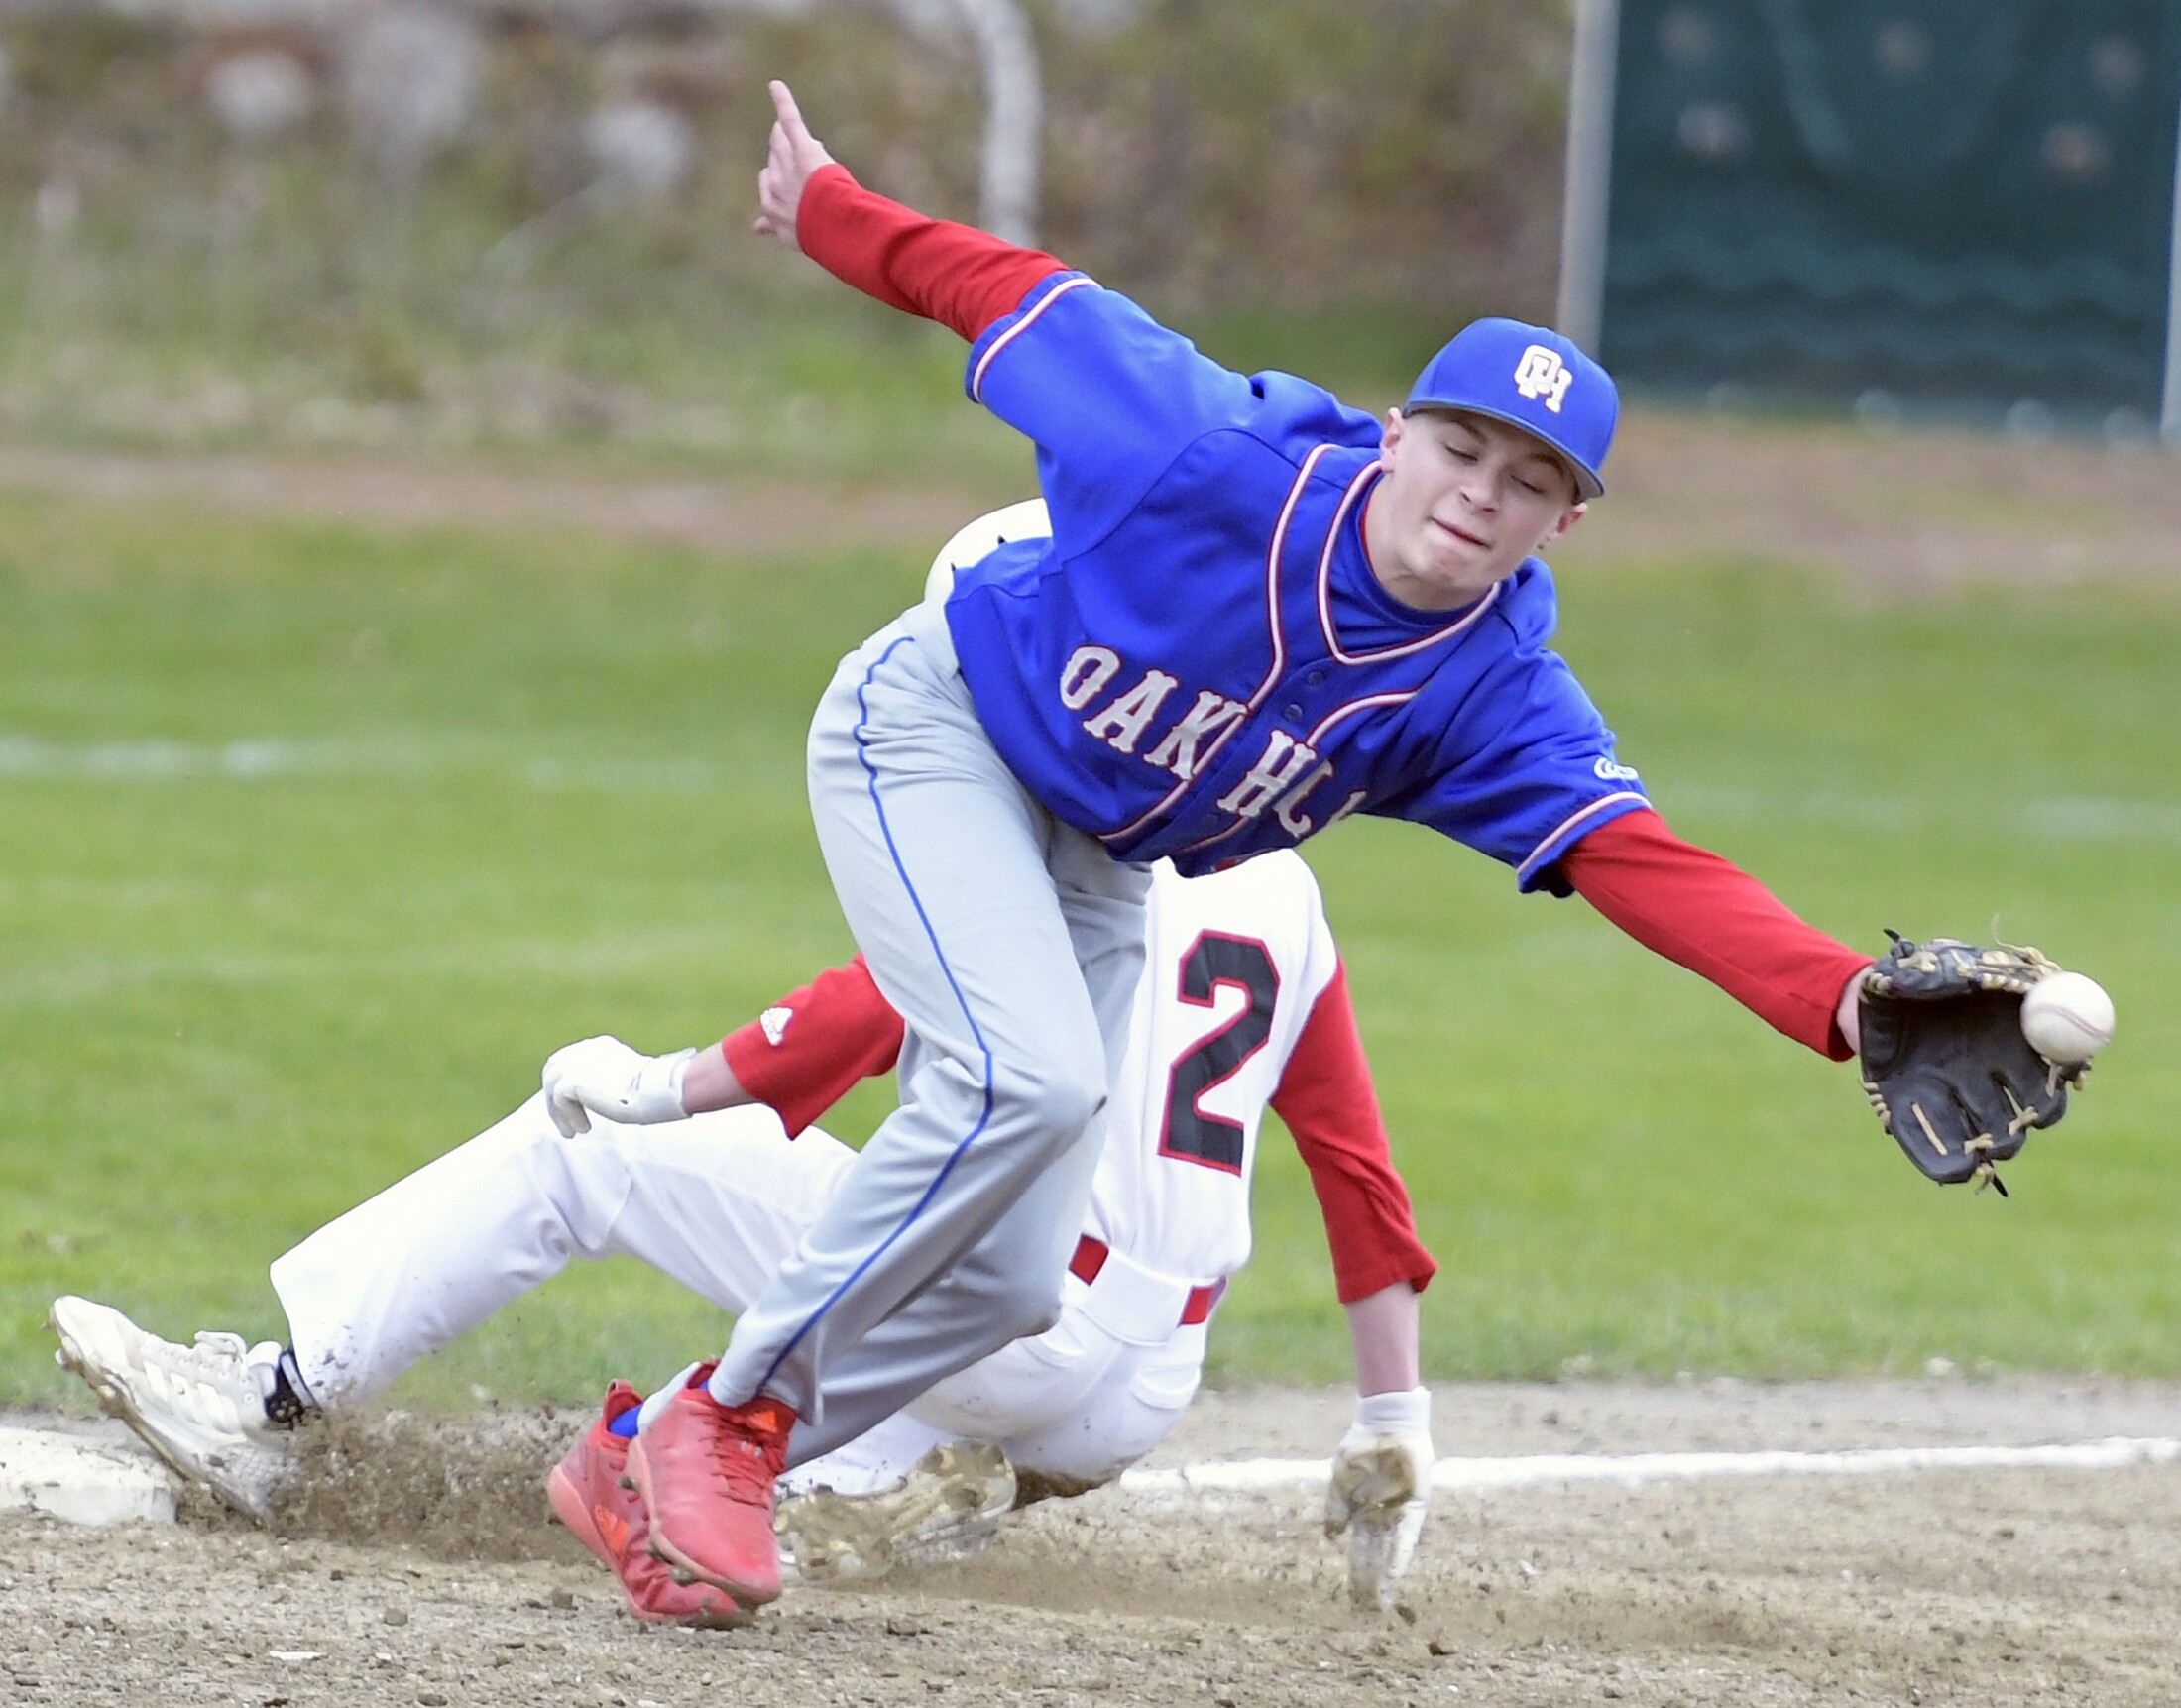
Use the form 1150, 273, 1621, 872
1366, 408, 1586, 611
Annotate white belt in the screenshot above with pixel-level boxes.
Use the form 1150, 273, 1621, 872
1067, 1235, 1225, 1346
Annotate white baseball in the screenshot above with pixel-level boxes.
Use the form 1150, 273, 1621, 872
2019, 972, 2115, 1066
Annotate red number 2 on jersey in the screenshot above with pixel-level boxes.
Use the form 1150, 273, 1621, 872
1158, 932, 1280, 1175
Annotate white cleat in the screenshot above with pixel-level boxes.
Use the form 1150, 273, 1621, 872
775, 1440, 1016, 1584
48, 1295, 296, 1523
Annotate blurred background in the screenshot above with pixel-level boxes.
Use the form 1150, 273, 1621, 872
0, 0, 1570, 472
3, 0, 2179, 1410
0, 0, 2173, 455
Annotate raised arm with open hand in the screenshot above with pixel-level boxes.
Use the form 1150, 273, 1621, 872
752, 79, 836, 252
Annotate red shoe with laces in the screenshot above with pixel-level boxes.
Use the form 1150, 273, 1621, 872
627, 1377, 796, 1608
546, 1380, 746, 1628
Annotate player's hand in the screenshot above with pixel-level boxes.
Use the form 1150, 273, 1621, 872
753, 79, 836, 253
1324, 1387, 1434, 1614
541, 1036, 695, 1138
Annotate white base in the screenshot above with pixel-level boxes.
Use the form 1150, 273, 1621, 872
0, 1424, 177, 1526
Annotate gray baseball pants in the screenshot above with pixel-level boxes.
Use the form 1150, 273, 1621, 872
708, 593, 1150, 1461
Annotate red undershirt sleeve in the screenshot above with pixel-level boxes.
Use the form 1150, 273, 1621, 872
718, 954, 907, 1137
1557, 808, 1872, 1061
1269, 962, 1438, 1304
796, 165, 1069, 343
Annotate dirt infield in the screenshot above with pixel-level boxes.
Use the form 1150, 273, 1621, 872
7, 1379, 2180, 1706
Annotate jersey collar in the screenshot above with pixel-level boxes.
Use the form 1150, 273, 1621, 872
1323, 464, 1499, 664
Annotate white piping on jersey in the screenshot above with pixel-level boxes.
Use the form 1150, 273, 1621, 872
1102, 442, 1337, 847
1316, 464, 1503, 664
969, 276, 1097, 403
1122, 456, 1512, 857
1305, 689, 1418, 749
1515, 789, 1648, 884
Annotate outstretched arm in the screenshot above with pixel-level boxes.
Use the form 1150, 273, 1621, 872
750, 79, 1065, 342
697, 955, 907, 1133
541, 956, 907, 1140
746, 78, 1258, 543
1558, 808, 1872, 1059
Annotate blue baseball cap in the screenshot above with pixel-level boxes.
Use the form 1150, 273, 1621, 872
1405, 318, 1617, 500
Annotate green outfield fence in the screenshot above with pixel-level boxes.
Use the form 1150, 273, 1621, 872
1557, 0, 2181, 442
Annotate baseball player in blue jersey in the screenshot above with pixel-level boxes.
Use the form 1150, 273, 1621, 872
622, 81, 1879, 1612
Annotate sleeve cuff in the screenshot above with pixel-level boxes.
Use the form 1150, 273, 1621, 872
964, 271, 1095, 404
1515, 790, 1653, 893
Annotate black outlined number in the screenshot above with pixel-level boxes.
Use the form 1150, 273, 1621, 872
1160, 933, 1280, 1175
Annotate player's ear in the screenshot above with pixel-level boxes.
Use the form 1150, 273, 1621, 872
1378, 408, 1406, 470
1539, 502, 1586, 553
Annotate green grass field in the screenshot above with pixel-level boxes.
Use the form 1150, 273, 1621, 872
4, 476, 2178, 1411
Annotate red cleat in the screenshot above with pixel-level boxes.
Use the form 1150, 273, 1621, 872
628, 1379, 796, 1608
546, 1382, 746, 1628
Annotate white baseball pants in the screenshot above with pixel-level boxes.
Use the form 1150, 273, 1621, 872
268, 1097, 1203, 1491
707, 593, 1152, 1458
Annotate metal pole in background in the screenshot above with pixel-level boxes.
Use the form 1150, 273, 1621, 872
1556, 0, 1620, 354
2162, 84, 2181, 448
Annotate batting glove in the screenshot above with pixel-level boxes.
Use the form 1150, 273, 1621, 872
1325, 1386, 1434, 1614
542, 1036, 696, 1139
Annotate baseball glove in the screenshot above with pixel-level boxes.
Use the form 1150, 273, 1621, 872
1857, 934, 2082, 1195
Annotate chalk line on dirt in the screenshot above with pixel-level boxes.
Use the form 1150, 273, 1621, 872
11, 1420, 2181, 1532
1118, 1435, 2181, 1500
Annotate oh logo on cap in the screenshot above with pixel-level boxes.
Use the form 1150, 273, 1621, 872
1513, 346, 1574, 413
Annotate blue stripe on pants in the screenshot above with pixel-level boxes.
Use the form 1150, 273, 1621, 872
754, 633, 999, 1394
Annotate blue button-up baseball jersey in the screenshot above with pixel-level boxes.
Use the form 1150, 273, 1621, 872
942, 273, 1649, 886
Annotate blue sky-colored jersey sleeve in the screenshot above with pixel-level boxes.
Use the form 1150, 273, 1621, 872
965, 275, 1263, 549
1389, 649, 1651, 891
